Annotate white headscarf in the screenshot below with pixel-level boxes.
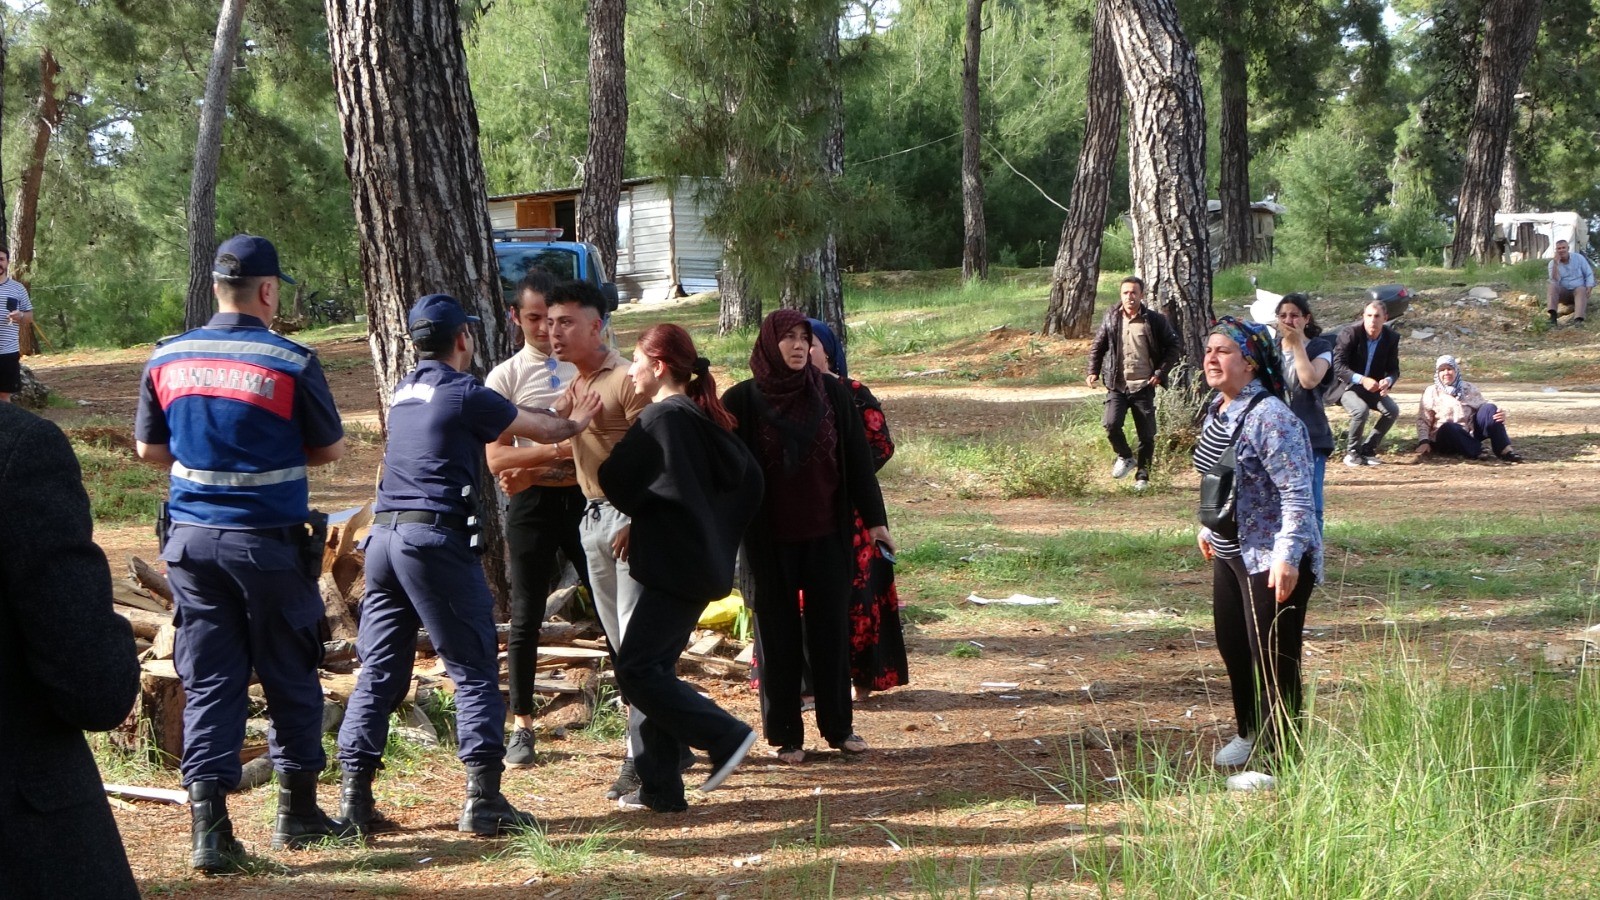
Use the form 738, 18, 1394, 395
1434, 354, 1464, 398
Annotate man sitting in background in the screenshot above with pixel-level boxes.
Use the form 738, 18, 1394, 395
1328, 300, 1401, 467
1547, 240, 1591, 326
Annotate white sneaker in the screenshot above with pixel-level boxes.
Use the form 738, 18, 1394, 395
1212, 734, 1255, 767
1112, 457, 1135, 479
1226, 771, 1277, 792
1343, 452, 1364, 468
1133, 478, 1149, 492
1363, 454, 1382, 467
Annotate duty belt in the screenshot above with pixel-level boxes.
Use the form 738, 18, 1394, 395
375, 510, 470, 531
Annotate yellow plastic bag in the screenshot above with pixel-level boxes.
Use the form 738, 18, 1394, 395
697, 591, 745, 629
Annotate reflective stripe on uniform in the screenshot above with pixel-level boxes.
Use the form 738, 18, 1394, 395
151, 338, 310, 367
172, 463, 308, 487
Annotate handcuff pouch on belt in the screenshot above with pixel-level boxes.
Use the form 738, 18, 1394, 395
462, 484, 485, 555
156, 501, 173, 553
302, 510, 329, 580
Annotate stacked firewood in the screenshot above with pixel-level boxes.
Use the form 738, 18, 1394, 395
109, 502, 752, 772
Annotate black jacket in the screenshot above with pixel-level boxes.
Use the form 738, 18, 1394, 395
599, 395, 764, 602
723, 375, 888, 567
1087, 303, 1181, 392
0, 404, 141, 897
1326, 322, 1401, 406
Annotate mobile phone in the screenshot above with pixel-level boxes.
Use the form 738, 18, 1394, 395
876, 540, 896, 564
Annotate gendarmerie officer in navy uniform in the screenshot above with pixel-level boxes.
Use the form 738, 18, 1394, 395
135, 234, 350, 873
335, 293, 601, 837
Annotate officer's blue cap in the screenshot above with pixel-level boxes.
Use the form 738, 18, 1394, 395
408, 293, 481, 346
213, 234, 295, 284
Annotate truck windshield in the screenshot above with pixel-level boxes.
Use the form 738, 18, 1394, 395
497, 247, 579, 293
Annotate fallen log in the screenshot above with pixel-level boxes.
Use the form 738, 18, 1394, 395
103, 783, 188, 806
113, 579, 168, 614
127, 555, 173, 606
115, 606, 173, 641
318, 573, 359, 642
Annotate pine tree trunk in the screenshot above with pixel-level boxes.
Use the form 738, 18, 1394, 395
0, 36, 8, 237
1043, 0, 1121, 339
1446, 0, 1542, 267
815, 17, 845, 342
1105, 0, 1213, 397
960, 0, 988, 282
577, 0, 626, 279
1216, 23, 1252, 269
717, 248, 759, 333
1497, 142, 1520, 214
184, 0, 249, 332
10, 49, 61, 280
324, 0, 514, 615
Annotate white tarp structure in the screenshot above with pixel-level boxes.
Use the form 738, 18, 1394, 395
1494, 211, 1589, 262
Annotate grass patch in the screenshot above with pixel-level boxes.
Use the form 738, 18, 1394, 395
494, 821, 622, 876
67, 424, 166, 524
1082, 651, 1600, 897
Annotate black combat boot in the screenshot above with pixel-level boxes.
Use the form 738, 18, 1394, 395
337, 767, 383, 835
271, 770, 352, 850
459, 764, 538, 836
189, 781, 246, 874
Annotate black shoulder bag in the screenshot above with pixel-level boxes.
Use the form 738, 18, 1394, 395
1198, 391, 1271, 539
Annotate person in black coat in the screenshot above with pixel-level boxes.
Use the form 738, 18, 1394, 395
1085, 276, 1181, 489
1328, 301, 1402, 466
0, 403, 141, 897
722, 309, 894, 765
599, 323, 763, 812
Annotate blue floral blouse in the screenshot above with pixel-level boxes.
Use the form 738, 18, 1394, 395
1198, 381, 1324, 581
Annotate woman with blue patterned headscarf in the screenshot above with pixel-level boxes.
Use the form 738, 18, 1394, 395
1194, 317, 1321, 792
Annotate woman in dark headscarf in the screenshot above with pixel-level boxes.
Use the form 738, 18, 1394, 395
723, 310, 894, 763
807, 318, 909, 701
1195, 317, 1321, 791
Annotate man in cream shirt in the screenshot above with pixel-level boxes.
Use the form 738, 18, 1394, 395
486, 270, 587, 768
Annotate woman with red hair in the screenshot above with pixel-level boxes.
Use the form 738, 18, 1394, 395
597, 324, 763, 811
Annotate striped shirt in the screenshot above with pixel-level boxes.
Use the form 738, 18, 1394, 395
0, 279, 32, 355
1192, 412, 1242, 559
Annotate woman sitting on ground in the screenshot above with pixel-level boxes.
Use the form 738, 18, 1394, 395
1195, 318, 1322, 791
1414, 355, 1524, 463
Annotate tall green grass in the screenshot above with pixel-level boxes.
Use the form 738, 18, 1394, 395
1085, 653, 1600, 898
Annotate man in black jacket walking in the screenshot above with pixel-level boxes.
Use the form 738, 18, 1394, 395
1086, 276, 1180, 490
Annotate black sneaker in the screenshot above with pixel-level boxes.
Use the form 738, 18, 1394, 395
604, 757, 640, 800
505, 727, 537, 769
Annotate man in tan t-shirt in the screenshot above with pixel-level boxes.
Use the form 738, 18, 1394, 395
546, 280, 651, 800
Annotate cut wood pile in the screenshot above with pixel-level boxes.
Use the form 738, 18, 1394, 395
110, 501, 753, 774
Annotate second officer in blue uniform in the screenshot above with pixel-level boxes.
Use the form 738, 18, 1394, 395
336, 293, 601, 836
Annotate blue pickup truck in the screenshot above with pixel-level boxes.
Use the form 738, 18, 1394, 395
492, 228, 621, 312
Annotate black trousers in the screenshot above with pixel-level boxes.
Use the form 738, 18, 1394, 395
1103, 385, 1157, 472
505, 485, 589, 717
750, 534, 853, 749
614, 585, 753, 806
1212, 552, 1315, 758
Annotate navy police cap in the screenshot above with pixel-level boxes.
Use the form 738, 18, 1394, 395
213, 234, 295, 284
409, 293, 481, 345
